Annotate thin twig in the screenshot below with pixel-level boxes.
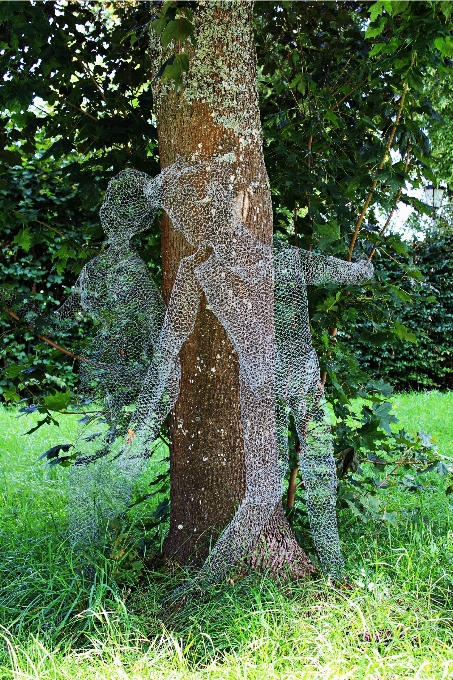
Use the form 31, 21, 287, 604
367, 145, 411, 264
56, 410, 98, 415
12, 210, 66, 238
159, 434, 170, 447
12, 211, 101, 254
330, 77, 368, 112
321, 82, 411, 380
360, 457, 421, 467
4, 308, 85, 361
287, 464, 299, 508
75, 57, 108, 104
348, 53, 416, 262
64, 98, 98, 122
321, 63, 417, 388
348, 87, 409, 261
306, 134, 313, 250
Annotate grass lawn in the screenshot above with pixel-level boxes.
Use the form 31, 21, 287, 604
0, 391, 452, 679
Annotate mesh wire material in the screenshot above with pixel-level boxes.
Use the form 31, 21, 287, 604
50, 170, 170, 544
5, 159, 373, 587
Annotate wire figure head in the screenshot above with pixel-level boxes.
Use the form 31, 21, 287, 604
100, 169, 162, 242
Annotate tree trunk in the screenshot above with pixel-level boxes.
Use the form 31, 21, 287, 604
150, 0, 313, 578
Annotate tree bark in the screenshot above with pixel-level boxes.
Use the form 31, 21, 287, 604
150, 0, 313, 578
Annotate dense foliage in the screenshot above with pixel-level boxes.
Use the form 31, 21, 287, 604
0, 142, 161, 402
354, 219, 453, 391
0, 147, 95, 401
424, 70, 453, 189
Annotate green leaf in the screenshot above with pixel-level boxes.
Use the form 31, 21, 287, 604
380, 38, 401, 55
365, 18, 386, 39
434, 36, 453, 58
393, 321, 417, 344
418, 432, 435, 451
152, 1, 177, 36
366, 379, 393, 397
382, 0, 396, 14
324, 110, 341, 128
387, 238, 409, 257
369, 1, 385, 22
359, 330, 394, 346
161, 17, 194, 49
0, 1, 24, 21
162, 52, 190, 93
436, 461, 450, 477
382, 511, 398, 525
440, 1, 453, 20
23, 413, 59, 436
176, 52, 189, 72
390, 1, 409, 17
390, 286, 412, 303
13, 227, 33, 252
289, 72, 306, 95
418, 463, 437, 475
160, 19, 179, 48
393, 57, 411, 70
369, 43, 385, 57
314, 219, 340, 248
1, 387, 20, 403
406, 69, 424, 93
373, 401, 398, 434
401, 474, 423, 491
360, 494, 382, 516
38, 443, 72, 462
317, 290, 342, 312
43, 390, 71, 411
49, 455, 74, 467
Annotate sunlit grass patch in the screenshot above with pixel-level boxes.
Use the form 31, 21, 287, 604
0, 394, 452, 679
393, 390, 453, 458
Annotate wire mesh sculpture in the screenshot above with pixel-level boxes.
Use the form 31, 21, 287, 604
4, 158, 373, 588
52, 170, 170, 544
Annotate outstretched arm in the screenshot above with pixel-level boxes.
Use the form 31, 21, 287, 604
297, 248, 374, 286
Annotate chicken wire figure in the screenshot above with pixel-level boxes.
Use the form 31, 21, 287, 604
51, 170, 172, 543
273, 240, 373, 576
134, 159, 282, 589
5, 159, 373, 584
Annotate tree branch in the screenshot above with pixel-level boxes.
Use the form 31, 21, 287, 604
12, 211, 100, 254
367, 145, 412, 264
348, 81, 410, 262
348, 52, 416, 262
75, 57, 108, 104
63, 98, 98, 122
4, 308, 85, 361
330, 77, 368, 112
12, 210, 65, 238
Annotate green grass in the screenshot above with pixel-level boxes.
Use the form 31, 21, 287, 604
0, 393, 452, 679
393, 390, 453, 457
